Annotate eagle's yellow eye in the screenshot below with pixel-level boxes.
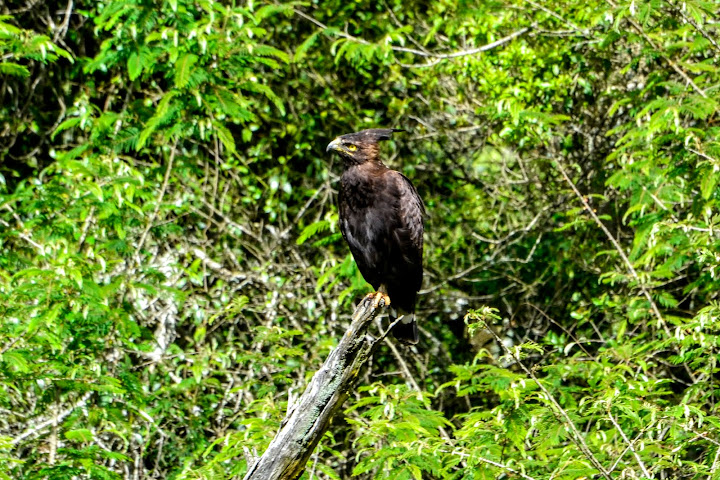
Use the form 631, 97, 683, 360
347, 144, 357, 152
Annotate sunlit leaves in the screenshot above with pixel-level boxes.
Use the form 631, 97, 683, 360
174, 53, 199, 89
2, 0, 720, 478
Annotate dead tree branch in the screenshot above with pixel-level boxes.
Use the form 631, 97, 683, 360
293, 8, 531, 67
242, 294, 392, 480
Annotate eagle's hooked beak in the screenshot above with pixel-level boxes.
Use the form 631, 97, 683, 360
326, 138, 342, 153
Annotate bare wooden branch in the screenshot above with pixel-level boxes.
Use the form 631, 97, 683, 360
242, 294, 391, 480
293, 8, 531, 64
389, 27, 531, 59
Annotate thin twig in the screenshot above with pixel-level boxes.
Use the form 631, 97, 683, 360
484, 324, 612, 479
12, 392, 93, 445
308, 450, 320, 480
380, 326, 457, 446
78, 205, 95, 249
293, 8, 531, 61
49, 402, 58, 465
608, 419, 657, 473
390, 27, 532, 59
672, 3, 720, 54
0, 335, 24, 356
709, 443, 720, 479
555, 161, 672, 338
476, 455, 538, 480
3, 206, 44, 252
448, 449, 539, 480
607, 411, 652, 478
526, 303, 592, 356
54, 0, 74, 42
382, 336, 422, 392
135, 142, 177, 263
523, 0, 587, 35
688, 148, 719, 164
607, 0, 706, 98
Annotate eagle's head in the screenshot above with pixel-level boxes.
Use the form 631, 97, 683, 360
326, 128, 402, 165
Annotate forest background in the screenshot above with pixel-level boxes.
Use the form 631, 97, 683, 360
1, 0, 720, 479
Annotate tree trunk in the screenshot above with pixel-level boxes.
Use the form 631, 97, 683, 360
242, 294, 389, 480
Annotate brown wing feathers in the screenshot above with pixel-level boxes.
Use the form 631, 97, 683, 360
326, 129, 424, 344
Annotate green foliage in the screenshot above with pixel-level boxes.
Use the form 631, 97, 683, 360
1, 0, 720, 478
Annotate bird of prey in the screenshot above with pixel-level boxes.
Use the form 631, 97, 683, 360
326, 128, 425, 344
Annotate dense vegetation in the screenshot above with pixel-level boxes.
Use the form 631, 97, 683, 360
1, 0, 719, 478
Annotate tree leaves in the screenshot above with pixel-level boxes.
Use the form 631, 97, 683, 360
64, 429, 94, 442
127, 51, 143, 81
174, 53, 198, 89
0, 62, 29, 77
2, 0, 720, 479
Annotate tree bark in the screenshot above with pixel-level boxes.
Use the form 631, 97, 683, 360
242, 294, 389, 480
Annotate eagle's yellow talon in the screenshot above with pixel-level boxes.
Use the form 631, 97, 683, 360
378, 292, 391, 308
364, 291, 390, 310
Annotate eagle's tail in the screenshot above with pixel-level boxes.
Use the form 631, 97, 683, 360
390, 309, 419, 344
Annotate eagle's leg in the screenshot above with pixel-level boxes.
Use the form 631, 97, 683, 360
362, 290, 391, 310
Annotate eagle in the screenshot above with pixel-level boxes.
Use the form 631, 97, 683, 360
326, 128, 425, 344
